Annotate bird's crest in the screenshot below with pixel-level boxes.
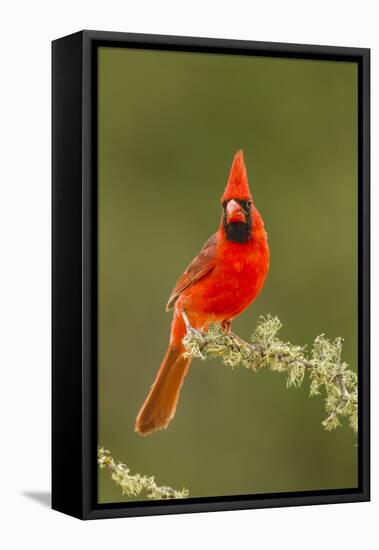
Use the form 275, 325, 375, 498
221, 150, 252, 202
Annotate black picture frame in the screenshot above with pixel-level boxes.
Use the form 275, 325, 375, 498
52, 30, 370, 520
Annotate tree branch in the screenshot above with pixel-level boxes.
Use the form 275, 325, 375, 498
98, 447, 189, 500
182, 315, 358, 433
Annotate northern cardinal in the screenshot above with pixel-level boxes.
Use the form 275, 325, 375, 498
135, 150, 269, 435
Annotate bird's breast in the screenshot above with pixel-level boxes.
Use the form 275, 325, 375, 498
179, 239, 269, 324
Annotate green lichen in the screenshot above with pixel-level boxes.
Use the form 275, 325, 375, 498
98, 448, 189, 500
183, 315, 358, 433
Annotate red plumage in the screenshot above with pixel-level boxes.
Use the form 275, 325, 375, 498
221, 149, 251, 202
135, 150, 270, 435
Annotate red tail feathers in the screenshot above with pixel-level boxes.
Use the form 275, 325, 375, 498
135, 314, 191, 435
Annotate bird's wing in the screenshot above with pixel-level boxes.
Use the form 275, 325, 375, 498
166, 233, 218, 311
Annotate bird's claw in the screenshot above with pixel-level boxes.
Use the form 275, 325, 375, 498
181, 310, 204, 340
221, 320, 232, 334
187, 325, 204, 340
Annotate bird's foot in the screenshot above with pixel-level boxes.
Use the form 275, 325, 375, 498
221, 319, 232, 334
181, 310, 204, 340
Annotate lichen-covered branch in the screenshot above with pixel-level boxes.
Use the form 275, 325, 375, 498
182, 315, 358, 432
98, 448, 189, 500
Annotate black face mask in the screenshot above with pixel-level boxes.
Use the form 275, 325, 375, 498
222, 200, 253, 243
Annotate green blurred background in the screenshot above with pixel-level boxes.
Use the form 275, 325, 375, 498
98, 47, 358, 503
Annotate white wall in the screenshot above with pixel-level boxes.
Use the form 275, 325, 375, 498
0, 1, 376, 548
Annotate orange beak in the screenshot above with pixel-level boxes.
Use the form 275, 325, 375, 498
226, 199, 246, 224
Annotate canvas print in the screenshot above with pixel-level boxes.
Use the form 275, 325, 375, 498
97, 47, 358, 503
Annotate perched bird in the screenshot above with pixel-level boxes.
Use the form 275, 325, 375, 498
135, 150, 270, 435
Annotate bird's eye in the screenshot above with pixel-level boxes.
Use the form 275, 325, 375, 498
246, 200, 252, 209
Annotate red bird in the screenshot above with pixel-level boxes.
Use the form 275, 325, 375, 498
135, 150, 270, 435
